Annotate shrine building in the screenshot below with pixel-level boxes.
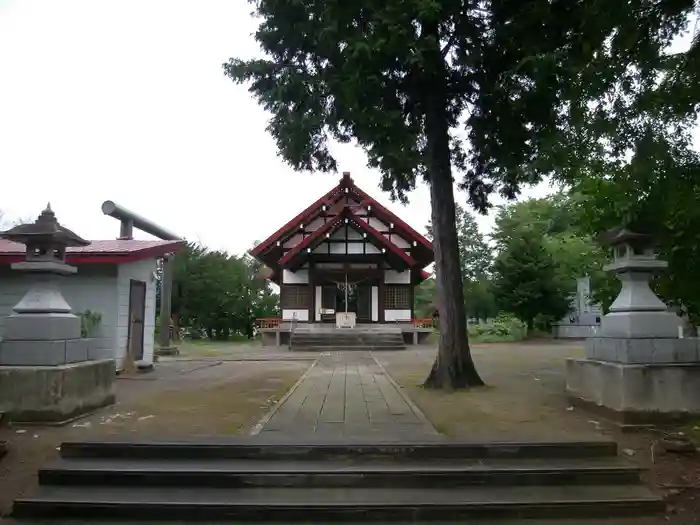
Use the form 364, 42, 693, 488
252, 172, 434, 331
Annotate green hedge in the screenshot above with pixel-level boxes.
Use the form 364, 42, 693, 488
468, 314, 527, 343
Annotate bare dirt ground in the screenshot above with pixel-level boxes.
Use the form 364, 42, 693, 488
0, 355, 310, 518
376, 341, 700, 525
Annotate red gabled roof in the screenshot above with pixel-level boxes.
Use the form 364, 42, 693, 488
251, 172, 433, 258
250, 183, 340, 257
279, 210, 417, 268
0, 239, 184, 265
352, 195, 432, 252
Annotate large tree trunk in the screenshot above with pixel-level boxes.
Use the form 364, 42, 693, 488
421, 21, 484, 390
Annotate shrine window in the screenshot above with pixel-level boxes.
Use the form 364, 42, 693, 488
384, 285, 410, 309
281, 285, 310, 309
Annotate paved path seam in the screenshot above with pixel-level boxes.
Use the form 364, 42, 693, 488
249, 359, 318, 436
370, 352, 436, 430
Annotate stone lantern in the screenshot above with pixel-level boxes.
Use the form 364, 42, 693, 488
1, 205, 89, 337
596, 225, 679, 339
0, 205, 115, 423
566, 223, 700, 425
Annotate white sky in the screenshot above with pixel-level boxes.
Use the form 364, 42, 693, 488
0, 1, 692, 255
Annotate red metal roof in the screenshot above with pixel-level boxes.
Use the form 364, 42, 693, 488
0, 239, 184, 265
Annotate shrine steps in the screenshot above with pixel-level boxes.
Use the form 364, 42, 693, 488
290, 328, 406, 351
12, 438, 665, 522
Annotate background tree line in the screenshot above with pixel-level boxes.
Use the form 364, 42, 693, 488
165, 242, 278, 341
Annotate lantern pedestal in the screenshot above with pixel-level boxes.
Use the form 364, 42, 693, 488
0, 360, 116, 424
566, 226, 700, 426
0, 205, 115, 423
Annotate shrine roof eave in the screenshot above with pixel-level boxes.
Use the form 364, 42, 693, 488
278, 211, 417, 271
251, 173, 433, 261
250, 185, 339, 258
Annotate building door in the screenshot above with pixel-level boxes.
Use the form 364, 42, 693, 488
321, 285, 336, 323
127, 280, 147, 361
356, 285, 372, 322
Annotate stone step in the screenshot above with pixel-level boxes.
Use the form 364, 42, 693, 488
292, 337, 404, 346
58, 438, 620, 461
12, 484, 664, 521
7, 516, 659, 525
291, 338, 404, 343
38, 457, 644, 488
292, 336, 404, 346
291, 345, 406, 352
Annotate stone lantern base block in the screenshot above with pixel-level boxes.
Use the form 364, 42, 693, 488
600, 310, 681, 339
3, 313, 81, 341
0, 359, 116, 424
566, 357, 700, 425
586, 336, 699, 363
0, 338, 112, 366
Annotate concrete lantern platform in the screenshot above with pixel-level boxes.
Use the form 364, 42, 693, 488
566, 225, 700, 426
0, 359, 116, 424
0, 205, 116, 424
566, 358, 700, 425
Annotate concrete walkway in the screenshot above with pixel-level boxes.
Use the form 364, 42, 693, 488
257, 351, 439, 439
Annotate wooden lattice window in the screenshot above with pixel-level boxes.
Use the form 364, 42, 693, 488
281, 285, 310, 309
384, 285, 410, 309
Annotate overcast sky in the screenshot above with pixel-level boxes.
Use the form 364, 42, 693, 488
0, 1, 692, 255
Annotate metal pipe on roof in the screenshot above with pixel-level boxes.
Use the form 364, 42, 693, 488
101, 200, 182, 356
101, 201, 182, 241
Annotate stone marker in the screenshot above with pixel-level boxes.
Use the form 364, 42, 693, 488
566, 224, 700, 425
0, 205, 115, 423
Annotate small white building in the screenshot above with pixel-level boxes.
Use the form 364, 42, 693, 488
0, 239, 183, 371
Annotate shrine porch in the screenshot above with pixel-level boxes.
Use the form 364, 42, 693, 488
258, 319, 434, 347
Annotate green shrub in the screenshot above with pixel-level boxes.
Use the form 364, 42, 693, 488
78, 310, 102, 338
468, 314, 526, 343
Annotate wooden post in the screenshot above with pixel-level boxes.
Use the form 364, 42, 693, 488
308, 262, 315, 323
378, 270, 385, 323
158, 253, 176, 353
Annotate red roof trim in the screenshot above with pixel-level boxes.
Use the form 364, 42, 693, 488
251, 173, 433, 258
349, 212, 415, 266
354, 191, 433, 251
0, 241, 184, 265
250, 184, 340, 257
279, 211, 417, 268
278, 216, 342, 266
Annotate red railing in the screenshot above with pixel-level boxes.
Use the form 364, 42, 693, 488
412, 317, 435, 329
258, 317, 282, 329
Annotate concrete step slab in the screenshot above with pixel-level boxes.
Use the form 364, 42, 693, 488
12, 484, 664, 521
291, 346, 406, 352
39, 457, 645, 488
5, 520, 666, 525
58, 438, 619, 461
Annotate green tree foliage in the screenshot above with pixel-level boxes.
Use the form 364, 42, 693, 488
493, 229, 571, 331
492, 195, 616, 317
414, 276, 437, 318
428, 204, 492, 281
426, 204, 497, 322
571, 141, 700, 323
465, 278, 498, 323
171, 242, 279, 340
223, 0, 697, 388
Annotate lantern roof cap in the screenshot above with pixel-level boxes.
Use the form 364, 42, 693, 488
595, 219, 668, 248
0, 204, 90, 248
